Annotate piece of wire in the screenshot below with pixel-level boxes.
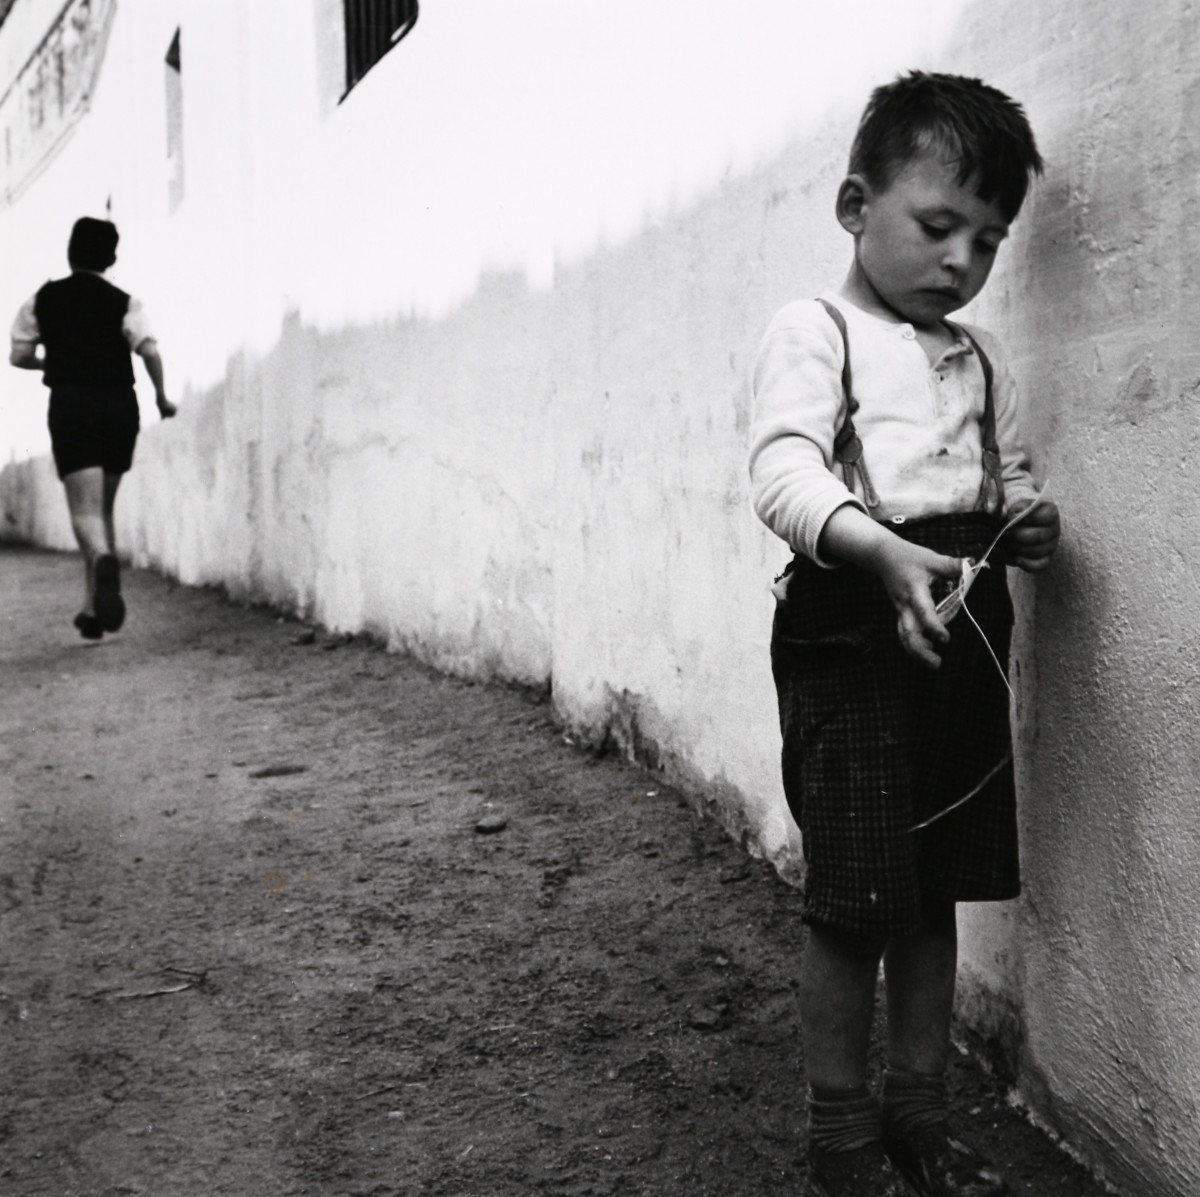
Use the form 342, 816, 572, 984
962, 598, 1014, 702
909, 751, 1013, 832
908, 485, 1052, 832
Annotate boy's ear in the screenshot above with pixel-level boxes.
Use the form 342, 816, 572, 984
836, 175, 869, 235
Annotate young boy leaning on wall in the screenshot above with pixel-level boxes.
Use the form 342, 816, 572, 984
749, 72, 1060, 1197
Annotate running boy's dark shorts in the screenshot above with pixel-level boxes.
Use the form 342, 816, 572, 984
770, 512, 1019, 937
47, 383, 140, 480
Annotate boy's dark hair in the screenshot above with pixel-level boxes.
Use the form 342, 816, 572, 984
849, 71, 1043, 222
67, 217, 119, 271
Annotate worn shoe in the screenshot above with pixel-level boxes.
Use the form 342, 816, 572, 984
882, 1119, 1015, 1196
805, 1140, 909, 1196
93, 554, 125, 632
73, 612, 103, 640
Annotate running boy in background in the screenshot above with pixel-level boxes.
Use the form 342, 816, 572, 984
749, 73, 1059, 1196
10, 217, 175, 639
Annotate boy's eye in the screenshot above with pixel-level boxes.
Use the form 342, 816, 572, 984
975, 239, 1002, 256
918, 222, 951, 239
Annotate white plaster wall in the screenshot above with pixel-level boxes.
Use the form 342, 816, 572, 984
2, 1, 1199, 1191
942, 4, 1200, 1192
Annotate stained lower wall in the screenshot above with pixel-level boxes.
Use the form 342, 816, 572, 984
3, 0, 1200, 1193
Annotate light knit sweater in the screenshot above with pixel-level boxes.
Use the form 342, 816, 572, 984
749, 292, 1039, 566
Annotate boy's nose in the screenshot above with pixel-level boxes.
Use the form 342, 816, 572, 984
940, 233, 976, 274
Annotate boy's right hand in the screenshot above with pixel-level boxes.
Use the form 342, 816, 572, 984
872, 537, 963, 668
819, 504, 963, 668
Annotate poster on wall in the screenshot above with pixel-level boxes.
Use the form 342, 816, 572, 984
0, 0, 117, 208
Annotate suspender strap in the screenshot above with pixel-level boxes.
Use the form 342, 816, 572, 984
949, 322, 1006, 512
817, 299, 1005, 516
815, 298, 880, 509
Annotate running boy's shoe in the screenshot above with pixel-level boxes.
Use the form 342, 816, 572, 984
805, 1141, 910, 1196
94, 554, 125, 632
882, 1120, 1015, 1196
73, 612, 103, 640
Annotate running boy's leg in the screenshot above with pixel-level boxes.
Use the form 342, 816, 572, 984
62, 467, 108, 616
92, 470, 125, 632
102, 470, 122, 555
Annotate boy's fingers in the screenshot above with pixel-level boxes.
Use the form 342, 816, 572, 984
930, 553, 964, 578
1010, 501, 1060, 533
899, 582, 950, 660
1009, 521, 1056, 541
915, 600, 950, 645
897, 611, 943, 668
1016, 555, 1052, 573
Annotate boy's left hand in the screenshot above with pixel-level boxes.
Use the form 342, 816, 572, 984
1005, 498, 1060, 571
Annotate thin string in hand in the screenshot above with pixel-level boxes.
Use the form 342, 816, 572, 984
934, 483, 1053, 622
909, 483, 1051, 832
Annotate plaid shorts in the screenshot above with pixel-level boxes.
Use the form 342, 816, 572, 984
770, 513, 1019, 936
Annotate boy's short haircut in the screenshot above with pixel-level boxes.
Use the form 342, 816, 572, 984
849, 71, 1043, 222
67, 217, 119, 271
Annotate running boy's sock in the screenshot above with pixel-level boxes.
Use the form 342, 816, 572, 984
881, 1067, 949, 1132
809, 1085, 882, 1152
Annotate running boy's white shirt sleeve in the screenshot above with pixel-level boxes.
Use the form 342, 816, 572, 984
962, 324, 1041, 514
11, 293, 156, 352
122, 296, 154, 351
10, 294, 39, 346
748, 300, 866, 566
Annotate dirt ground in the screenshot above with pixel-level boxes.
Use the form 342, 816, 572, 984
0, 545, 1114, 1197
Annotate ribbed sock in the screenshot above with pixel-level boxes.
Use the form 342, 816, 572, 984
881, 1067, 949, 1133
809, 1085, 882, 1153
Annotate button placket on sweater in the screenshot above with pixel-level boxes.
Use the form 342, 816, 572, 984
927, 338, 974, 417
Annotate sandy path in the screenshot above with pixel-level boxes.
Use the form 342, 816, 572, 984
0, 547, 1111, 1196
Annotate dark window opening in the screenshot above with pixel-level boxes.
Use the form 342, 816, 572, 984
165, 28, 183, 211
342, 0, 418, 99
165, 27, 181, 72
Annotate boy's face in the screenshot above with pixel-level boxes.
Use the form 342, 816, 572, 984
840, 151, 1011, 326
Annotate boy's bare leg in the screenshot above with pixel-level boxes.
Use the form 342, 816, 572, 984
882, 898, 957, 1075
800, 925, 883, 1088
62, 467, 108, 615
102, 470, 122, 555
880, 900, 1013, 1192
800, 927, 910, 1193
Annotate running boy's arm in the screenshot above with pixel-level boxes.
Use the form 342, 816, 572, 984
818, 503, 962, 668
9, 340, 42, 369
9, 295, 43, 370
134, 337, 176, 418
124, 298, 175, 417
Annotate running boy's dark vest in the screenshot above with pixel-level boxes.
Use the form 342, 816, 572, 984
33, 273, 135, 387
